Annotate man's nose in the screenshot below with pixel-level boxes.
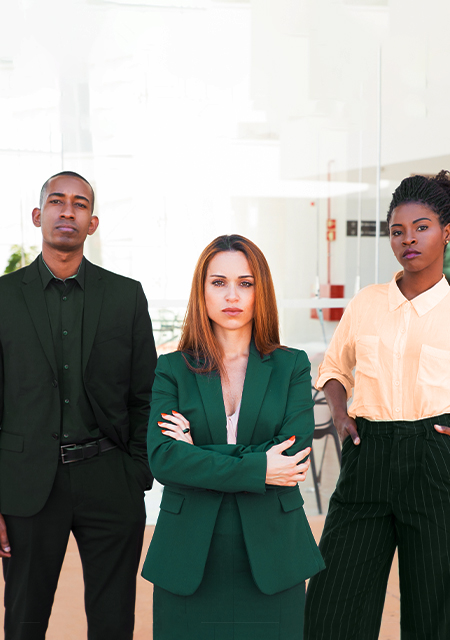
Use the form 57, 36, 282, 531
60, 202, 75, 217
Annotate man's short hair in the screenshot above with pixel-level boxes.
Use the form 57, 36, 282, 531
39, 171, 95, 213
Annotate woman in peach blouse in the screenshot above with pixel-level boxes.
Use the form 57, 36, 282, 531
305, 171, 450, 640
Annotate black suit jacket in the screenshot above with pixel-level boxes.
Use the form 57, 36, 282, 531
0, 256, 157, 517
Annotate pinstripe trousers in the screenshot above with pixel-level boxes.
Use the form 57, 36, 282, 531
304, 415, 450, 640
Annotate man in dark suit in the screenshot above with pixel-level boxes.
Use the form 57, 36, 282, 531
0, 171, 157, 639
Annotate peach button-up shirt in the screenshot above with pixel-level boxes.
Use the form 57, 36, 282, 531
316, 272, 450, 421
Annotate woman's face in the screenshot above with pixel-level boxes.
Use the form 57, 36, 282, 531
389, 202, 450, 274
204, 250, 255, 336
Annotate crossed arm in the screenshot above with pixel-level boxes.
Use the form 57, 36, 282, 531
147, 352, 314, 492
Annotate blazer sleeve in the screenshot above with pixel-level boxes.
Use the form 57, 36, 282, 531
0, 340, 3, 428
127, 283, 157, 486
147, 356, 268, 493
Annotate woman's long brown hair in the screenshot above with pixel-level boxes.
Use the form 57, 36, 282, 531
178, 234, 280, 375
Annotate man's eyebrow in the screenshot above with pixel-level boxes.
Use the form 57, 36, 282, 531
47, 192, 90, 204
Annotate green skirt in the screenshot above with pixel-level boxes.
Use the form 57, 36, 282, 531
153, 494, 305, 640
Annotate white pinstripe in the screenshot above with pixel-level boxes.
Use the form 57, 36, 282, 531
305, 418, 450, 640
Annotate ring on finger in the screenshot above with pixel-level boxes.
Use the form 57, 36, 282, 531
182, 427, 190, 434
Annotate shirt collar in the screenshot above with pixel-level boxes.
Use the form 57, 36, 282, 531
388, 271, 450, 316
38, 253, 85, 290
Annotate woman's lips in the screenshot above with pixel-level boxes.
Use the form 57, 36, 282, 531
222, 308, 243, 316
402, 250, 420, 259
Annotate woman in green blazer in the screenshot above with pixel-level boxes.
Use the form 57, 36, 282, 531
142, 235, 324, 639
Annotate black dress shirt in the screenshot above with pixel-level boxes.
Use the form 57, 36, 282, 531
39, 255, 100, 443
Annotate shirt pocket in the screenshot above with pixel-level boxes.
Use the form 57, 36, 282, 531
355, 335, 379, 380
417, 344, 450, 388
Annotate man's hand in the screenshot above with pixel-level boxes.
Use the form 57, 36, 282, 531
0, 514, 11, 558
434, 424, 450, 436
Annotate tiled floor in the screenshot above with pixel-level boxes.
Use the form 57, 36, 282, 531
0, 520, 399, 640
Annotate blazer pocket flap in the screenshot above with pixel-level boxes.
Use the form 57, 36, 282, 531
160, 490, 185, 514
0, 431, 24, 452
94, 325, 127, 345
278, 488, 304, 513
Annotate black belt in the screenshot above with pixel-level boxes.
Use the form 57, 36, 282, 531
60, 437, 117, 464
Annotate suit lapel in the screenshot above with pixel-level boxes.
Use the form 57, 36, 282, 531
82, 260, 105, 372
195, 343, 273, 445
21, 258, 58, 376
237, 343, 272, 445
195, 370, 227, 445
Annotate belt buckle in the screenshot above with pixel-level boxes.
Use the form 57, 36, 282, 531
60, 443, 80, 464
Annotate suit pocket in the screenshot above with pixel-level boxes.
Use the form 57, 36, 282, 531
278, 487, 304, 512
0, 431, 24, 452
93, 325, 127, 345
160, 490, 185, 514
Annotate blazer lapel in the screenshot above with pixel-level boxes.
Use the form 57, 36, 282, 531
82, 260, 105, 372
21, 258, 58, 376
195, 371, 227, 445
237, 343, 273, 445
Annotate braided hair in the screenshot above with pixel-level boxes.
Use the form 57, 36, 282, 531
387, 170, 450, 228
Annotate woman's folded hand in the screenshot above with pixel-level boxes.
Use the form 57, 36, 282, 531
265, 438, 311, 486
158, 411, 194, 444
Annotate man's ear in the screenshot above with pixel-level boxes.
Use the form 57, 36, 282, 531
87, 215, 99, 236
32, 208, 41, 228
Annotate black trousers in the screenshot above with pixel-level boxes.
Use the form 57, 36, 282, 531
304, 415, 450, 640
2, 448, 146, 640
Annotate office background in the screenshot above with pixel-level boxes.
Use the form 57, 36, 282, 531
1, 0, 449, 354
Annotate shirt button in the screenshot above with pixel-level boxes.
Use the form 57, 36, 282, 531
64, 364, 69, 370
63, 330, 68, 336
52, 433, 59, 440
395, 381, 400, 386
52, 379, 58, 388
401, 329, 405, 334
395, 408, 400, 412
64, 398, 70, 404
62, 296, 67, 301
63, 433, 69, 439
396, 353, 401, 358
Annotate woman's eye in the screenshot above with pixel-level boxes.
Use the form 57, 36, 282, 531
390, 230, 401, 237
212, 280, 224, 286
417, 225, 428, 231
240, 281, 253, 287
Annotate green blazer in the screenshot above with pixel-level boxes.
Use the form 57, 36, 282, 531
0, 256, 157, 517
142, 344, 325, 596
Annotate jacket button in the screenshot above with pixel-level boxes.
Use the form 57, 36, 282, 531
52, 433, 59, 440
53, 380, 58, 388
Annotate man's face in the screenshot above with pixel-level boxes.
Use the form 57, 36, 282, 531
32, 175, 98, 253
